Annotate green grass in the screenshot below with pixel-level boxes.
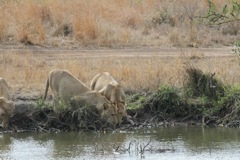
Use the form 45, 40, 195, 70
125, 66, 240, 127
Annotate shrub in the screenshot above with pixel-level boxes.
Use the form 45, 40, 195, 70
216, 85, 240, 126
143, 86, 188, 119
183, 66, 224, 100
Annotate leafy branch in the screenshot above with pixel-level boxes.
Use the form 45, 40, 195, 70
201, 0, 240, 26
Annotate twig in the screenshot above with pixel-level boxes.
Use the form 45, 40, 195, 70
139, 138, 152, 158
127, 141, 133, 153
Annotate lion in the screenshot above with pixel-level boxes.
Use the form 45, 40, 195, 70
43, 69, 119, 125
90, 72, 133, 124
0, 78, 15, 129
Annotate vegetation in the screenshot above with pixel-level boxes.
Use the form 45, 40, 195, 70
10, 101, 115, 132
129, 64, 240, 127
5, 64, 240, 133
142, 86, 188, 119
201, 0, 240, 53
0, 0, 239, 48
0, 0, 240, 132
202, 0, 240, 26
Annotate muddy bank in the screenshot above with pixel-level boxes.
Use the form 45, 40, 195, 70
1, 93, 238, 133
0, 94, 199, 133
0, 94, 209, 134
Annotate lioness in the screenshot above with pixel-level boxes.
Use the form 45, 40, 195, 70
0, 78, 15, 129
90, 72, 131, 124
43, 69, 118, 125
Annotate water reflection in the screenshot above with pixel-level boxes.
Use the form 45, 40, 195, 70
0, 133, 54, 160
153, 127, 240, 151
0, 133, 11, 152
1, 127, 240, 160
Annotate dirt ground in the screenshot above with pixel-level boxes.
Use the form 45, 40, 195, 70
0, 44, 234, 57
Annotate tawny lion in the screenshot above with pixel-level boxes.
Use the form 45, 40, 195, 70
0, 78, 15, 129
90, 72, 133, 125
43, 69, 119, 125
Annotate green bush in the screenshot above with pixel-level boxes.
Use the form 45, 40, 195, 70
183, 66, 224, 100
202, 0, 240, 26
215, 85, 240, 125
126, 93, 146, 110
143, 85, 188, 118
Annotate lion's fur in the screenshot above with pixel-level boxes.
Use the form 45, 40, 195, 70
72, 91, 118, 124
90, 72, 127, 124
44, 69, 118, 125
44, 69, 90, 105
0, 78, 15, 128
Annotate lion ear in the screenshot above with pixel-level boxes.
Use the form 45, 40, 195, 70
103, 103, 109, 110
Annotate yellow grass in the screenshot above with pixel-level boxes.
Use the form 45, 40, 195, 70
0, 49, 240, 97
0, 0, 238, 48
0, 0, 239, 97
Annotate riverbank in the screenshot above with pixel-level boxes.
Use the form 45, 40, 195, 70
1, 98, 202, 133
2, 66, 240, 133
0, 52, 240, 132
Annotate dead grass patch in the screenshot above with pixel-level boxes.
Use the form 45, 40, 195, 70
0, 0, 238, 48
0, 49, 239, 98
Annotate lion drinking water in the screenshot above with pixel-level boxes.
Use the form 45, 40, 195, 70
43, 69, 119, 125
90, 72, 133, 125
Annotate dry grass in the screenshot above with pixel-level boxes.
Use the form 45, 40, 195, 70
0, 0, 238, 48
0, 49, 240, 97
0, 0, 239, 97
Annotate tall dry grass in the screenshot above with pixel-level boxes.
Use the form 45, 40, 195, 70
0, 0, 238, 48
1, 49, 240, 97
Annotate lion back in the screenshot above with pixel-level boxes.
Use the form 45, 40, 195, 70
90, 72, 116, 91
48, 69, 90, 103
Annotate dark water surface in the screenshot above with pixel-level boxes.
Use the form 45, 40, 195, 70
1, 126, 240, 160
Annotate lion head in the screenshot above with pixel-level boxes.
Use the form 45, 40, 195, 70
99, 102, 119, 125
113, 101, 126, 124
72, 92, 119, 125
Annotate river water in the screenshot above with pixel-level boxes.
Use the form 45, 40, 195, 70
1, 126, 240, 160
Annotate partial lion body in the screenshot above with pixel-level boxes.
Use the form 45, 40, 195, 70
0, 78, 15, 128
44, 69, 118, 125
44, 69, 90, 105
90, 72, 127, 124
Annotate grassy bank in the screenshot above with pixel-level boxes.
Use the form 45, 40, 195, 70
0, 0, 239, 48
127, 65, 240, 128
0, 64, 239, 133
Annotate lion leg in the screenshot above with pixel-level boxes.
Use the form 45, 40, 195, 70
2, 114, 9, 129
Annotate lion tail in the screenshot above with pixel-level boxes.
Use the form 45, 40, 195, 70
90, 73, 101, 90
43, 77, 49, 101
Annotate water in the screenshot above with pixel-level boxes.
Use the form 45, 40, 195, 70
1, 126, 240, 160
